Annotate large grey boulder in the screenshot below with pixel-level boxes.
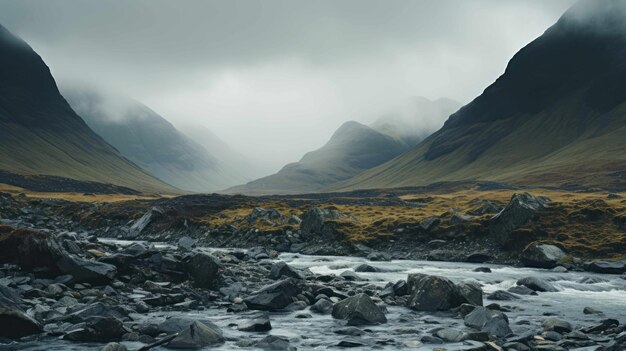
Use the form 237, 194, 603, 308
489, 193, 549, 248
63, 316, 125, 342
520, 243, 566, 269
464, 306, 512, 337
457, 281, 483, 306
270, 261, 303, 280
300, 207, 351, 240
244, 278, 302, 311
586, 260, 626, 274
331, 293, 387, 325
166, 321, 224, 349
186, 252, 220, 288
0, 228, 115, 284
177, 236, 196, 251
56, 253, 117, 285
101, 343, 127, 351
542, 318, 572, 333
516, 276, 558, 292
0, 290, 42, 339
406, 274, 476, 311
256, 335, 295, 350
238, 314, 272, 332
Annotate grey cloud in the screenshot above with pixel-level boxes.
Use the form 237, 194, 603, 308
0, 0, 576, 171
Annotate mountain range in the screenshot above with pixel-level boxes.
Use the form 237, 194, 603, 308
227, 97, 459, 195
62, 86, 256, 193
329, 1, 626, 192
0, 24, 174, 193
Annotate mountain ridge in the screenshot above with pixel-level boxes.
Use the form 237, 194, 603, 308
0, 24, 176, 194
328, 1, 626, 192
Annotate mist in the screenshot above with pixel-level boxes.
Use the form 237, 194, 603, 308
0, 0, 575, 172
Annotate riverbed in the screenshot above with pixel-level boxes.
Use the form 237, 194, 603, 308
17, 241, 626, 351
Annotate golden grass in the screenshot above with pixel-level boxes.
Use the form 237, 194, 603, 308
196, 188, 626, 258
0, 183, 167, 203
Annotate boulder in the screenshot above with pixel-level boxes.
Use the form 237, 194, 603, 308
166, 321, 224, 349
238, 314, 272, 332
101, 343, 127, 351
489, 193, 549, 248
487, 290, 520, 301
586, 260, 626, 274
247, 207, 285, 224
186, 252, 220, 288
300, 207, 350, 240
367, 251, 391, 261
406, 274, 471, 311
0, 293, 42, 339
435, 328, 466, 342
466, 252, 493, 263
520, 243, 566, 269
393, 280, 408, 296
63, 316, 125, 342
177, 236, 196, 251
255, 335, 294, 350
542, 318, 572, 333
583, 307, 603, 315
269, 261, 303, 280
516, 277, 558, 292
244, 278, 302, 311
507, 285, 537, 295
457, 281, 483, 306
0, 228, 58, 272
61, 302, 127, 324
354, 264, 380, 272
464, 306, 512, 338
331, 293, 387, 325
340, 270, 363, 281
56, 253, 117, 285
310, 298, 334, 314
0, 227, 116, 284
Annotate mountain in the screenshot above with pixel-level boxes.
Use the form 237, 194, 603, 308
178, 124, 272, 183
0, 24, 174, 193
62, 86, 250, 193
331, 1, 626, 192
371, 97, 461, 146
226, 121, 408, 194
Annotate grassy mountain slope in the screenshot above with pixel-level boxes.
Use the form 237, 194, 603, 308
0, 24, 175, 193
62, 87, 249, 193
226, 121, 408, 194
330, 1, 626, 192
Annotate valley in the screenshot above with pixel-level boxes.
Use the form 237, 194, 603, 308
1, 1, 626, 350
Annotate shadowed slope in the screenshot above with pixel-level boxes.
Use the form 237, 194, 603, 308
331, 1, 626, 192
0, 24, 175, 193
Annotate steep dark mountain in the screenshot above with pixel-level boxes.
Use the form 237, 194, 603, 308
332, 1, 626, 192
0, 24, 174, 193
226, 121, 408, 194
62, 87, 250, 192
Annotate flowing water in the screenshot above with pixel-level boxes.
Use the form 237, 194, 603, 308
16, 243, 626, 351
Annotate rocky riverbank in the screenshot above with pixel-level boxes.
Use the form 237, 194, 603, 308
1, 225, 625, 350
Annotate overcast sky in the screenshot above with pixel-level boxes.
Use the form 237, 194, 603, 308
0, 0, 575, 172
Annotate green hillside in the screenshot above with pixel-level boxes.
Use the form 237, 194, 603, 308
0, 24, 176, 194
330, 2, 626, 192
226, 121, 408, 195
